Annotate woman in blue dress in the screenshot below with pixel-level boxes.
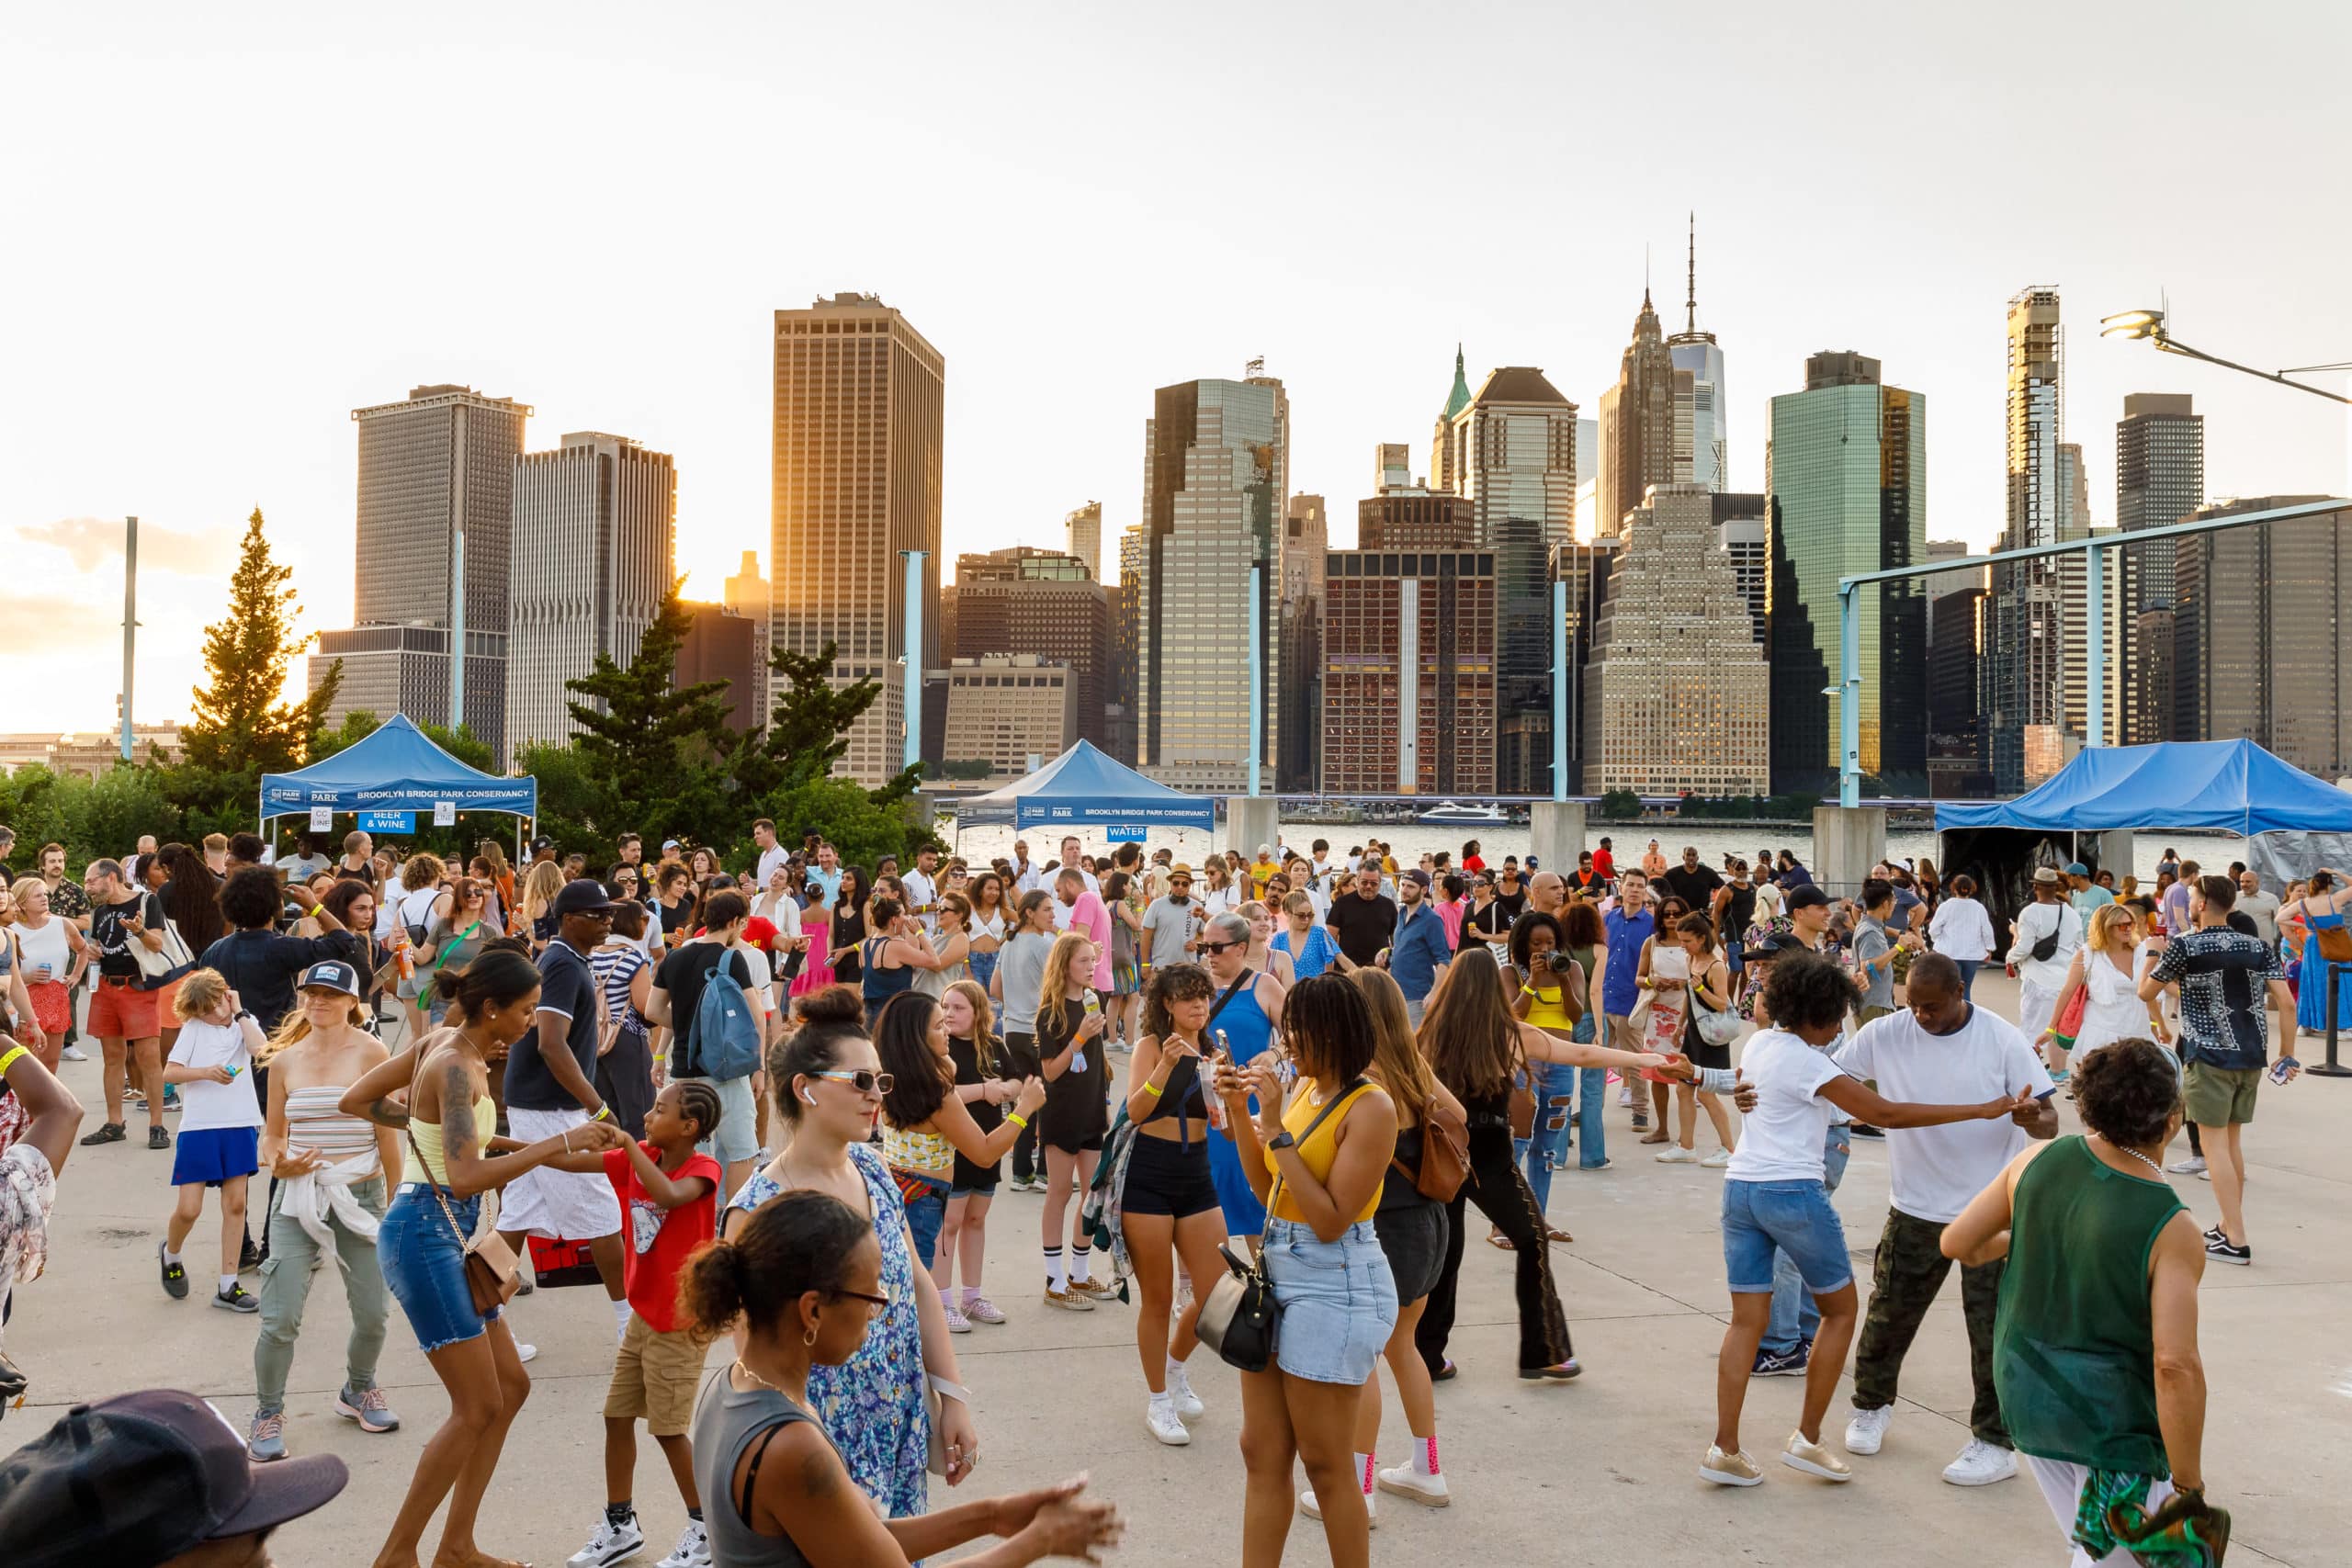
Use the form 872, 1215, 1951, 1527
721, 984, 978, 1517
2283, 872, 2352, 1040
1194, 912, 1289, 1235
1270, 893, 1342, 983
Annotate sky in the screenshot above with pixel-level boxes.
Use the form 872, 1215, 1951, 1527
9, 1, 2348, 737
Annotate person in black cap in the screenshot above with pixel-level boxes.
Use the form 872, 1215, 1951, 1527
0, 1387, 348, 1566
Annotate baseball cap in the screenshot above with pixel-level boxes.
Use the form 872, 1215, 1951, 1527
662, 839, 682, 852
0, 1389, 348, 1568
297, 960, 362, 998
1404, 868, 1432, 888
1742, 931, 1809, 963
1785, 885, 1832, 913
552, 879, 616, 918
2063, 862, 2089, 877
531, 836, 554, 853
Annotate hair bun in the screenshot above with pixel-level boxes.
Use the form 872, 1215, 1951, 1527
793, 984, 864, 1027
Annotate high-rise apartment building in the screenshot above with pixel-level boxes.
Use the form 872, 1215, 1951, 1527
1110, 524, 1144, 763
1551, 536, 1617, 794
771, 292, 944, 785
1764, 351, 1929, 793
1667, 219, 1727, 491
1597, 293, 1688, 536
1278, 494, 1328, 793
1322, 501, 1496, 795
1064, 501, 1102, 581
951, 547, 1108, 750
722, 551, 770, 728
503, 432, 676, 750
675, 604, 763, 734
1581, 484, 1769, 795
1713, 491, 1768, 645
2172, 497, 2352, 779
1135, 373, 1287, 790
940, 655, 1077, 782
311, 382, 531, 755
1986, 286, 2069, 790
2116, 394, 2203, 742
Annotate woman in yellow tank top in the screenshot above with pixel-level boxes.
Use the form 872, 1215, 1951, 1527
342, 947, 631, 1568
1216, 973, 1399, 1568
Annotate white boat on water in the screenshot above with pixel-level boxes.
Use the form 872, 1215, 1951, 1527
1416, 800, 1509, 826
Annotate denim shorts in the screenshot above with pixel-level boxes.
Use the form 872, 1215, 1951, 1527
1721, 1179, 1850, 1297
379, 1182, 500, 1352
896, 1171, 949, 1270
678, 1073, 761, 1164
1264, 1218, 1397, 1384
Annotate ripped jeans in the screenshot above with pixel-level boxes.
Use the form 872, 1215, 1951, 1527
1512, 1058, 1578, 1217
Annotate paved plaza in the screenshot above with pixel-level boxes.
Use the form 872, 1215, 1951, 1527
6, 971, 2344, 1566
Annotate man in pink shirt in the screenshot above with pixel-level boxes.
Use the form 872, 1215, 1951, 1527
1057, 867, 1114, 992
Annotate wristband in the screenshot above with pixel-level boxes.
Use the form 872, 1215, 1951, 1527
1005, 1111, 1029, 1130
0, 1044, 27, 1079
592, 1106, 614, 1122
1142, 1080, 1164, 1098
1520, 986, 1539, 998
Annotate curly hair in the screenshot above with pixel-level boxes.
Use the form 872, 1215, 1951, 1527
1507, 910, 1565, 975
2072, 1038, 2181, 1147
1141, 961, 1216, 1042
1280, 973, 1377, 1084
1759, 950, 1856, 1034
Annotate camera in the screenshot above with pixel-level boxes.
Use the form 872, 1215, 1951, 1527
1545, 950, 1576, 973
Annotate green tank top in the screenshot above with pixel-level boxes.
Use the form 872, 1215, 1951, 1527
1993, 1135, 2185, 1475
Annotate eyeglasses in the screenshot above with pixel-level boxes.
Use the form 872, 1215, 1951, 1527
808, 1068, 894, 1095
1197, 940, 1240, 955
829, 1286, 891, 1320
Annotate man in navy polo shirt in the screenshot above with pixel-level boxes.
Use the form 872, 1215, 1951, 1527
1389, 869, 1453, 1025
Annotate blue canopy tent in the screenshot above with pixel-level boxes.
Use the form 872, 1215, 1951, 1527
954, 740, 1215, 834
259, 715, 538, 848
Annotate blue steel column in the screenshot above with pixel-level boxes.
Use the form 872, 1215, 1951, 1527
1838, 584, 1860, 807
2086, 542, 2105, 747
1552, 580, 1568, 800
1247, 566, 1262, 797
902, 550, 925, 773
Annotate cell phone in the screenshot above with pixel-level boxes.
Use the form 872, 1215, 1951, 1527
2269, 1055, 2299, 1087
2033, 1086, 2058, 1101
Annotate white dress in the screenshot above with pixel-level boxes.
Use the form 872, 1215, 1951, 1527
2070, 948, 2147, 1061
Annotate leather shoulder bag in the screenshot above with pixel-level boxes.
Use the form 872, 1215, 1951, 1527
401, 1045, 522, 1315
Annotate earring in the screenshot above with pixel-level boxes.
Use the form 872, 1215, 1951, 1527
803, 1324, 819, 1348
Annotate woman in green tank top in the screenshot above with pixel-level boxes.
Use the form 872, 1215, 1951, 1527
1940, 1037, 2230, 1565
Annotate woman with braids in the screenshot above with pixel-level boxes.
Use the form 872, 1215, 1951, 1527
1214, 974, 1398, 1568
687, 1189, 1123, 1567
872, 990, 1044, 1273
1413, 944, 1675, 1383
1702, 950, 2027, 1489
723, 985, 979, 1519
1118, 960, 1236, 1446
338, 950, 632, 1568
1942, 1036, 2224, 1564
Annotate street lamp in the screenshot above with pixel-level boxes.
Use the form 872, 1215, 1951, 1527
2099, 309, 2352, 407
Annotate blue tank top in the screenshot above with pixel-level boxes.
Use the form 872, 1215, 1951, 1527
861, 936, 914, 1006
1206, 971, 1274, 1232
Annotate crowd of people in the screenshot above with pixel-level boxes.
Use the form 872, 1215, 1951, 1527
0, 817, 2313, 1565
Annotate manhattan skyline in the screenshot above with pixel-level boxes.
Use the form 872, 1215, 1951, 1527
7, 2, 2348, 734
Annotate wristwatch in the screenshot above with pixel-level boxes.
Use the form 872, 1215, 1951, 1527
1267, 1130, 1296, 1152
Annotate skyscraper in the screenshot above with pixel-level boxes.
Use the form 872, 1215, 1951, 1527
2116, 394, 2203, 742
1765, 351, 1929, 793
1713, 491, 1768, 645
311, 382, 531, 755
771, 292, 944, 785
1278, 494, 1328, 793
1986, 286, 2068, 791
1581, 484, 1769, 795
1064, 501, 1102, 581
1926, 539, 1992, 796
951, 547, 1108, 750
722, 551, 770, 728
1109, 523, 1144, 763
1597, 292, 1686, 536
1135, 373, 1287, 789
1667, 216, 1727, 491
2172, 497, 2352, 779
503, 431, 676, 750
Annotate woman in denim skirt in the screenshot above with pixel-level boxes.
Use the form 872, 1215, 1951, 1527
1217, 974, 1399, 1568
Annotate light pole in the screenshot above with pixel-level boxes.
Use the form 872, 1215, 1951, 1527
2099, 310, 2352, 407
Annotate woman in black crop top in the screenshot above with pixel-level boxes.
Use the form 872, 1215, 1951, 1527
1118, 962, 1232, 1446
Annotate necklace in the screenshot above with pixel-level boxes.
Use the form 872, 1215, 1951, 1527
2094, 1134, 2166, 1180
732, 1356, 804, 1400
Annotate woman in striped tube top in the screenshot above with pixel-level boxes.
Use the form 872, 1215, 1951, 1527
245, 959, 403, 1461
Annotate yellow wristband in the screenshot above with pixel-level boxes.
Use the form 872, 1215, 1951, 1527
1142, 1080, 1164, 1098
592, 1106, 614, 1122
1006, 1111, 1029, 1130
1520, 986, 1539, 998
0, 1044, 27, 1079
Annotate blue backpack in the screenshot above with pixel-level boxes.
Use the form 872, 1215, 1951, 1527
690, 953, 763, 1082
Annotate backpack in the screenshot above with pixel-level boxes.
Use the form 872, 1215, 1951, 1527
1395, 1093, 1470, 1203
689, 952, 763, 1082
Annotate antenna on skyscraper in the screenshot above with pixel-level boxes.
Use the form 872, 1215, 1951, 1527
1686, 211, 1698, 336
1245, 355, 1266, 379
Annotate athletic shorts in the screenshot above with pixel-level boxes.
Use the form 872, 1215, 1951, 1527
498, 1107, 622, 1239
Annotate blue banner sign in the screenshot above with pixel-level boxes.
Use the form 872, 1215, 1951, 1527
357, 810, 415, 833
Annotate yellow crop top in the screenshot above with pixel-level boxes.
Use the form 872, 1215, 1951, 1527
401, 1096, 499, 1187
1266, 1080, 1382, 1225
1521, 978, 1574, 1032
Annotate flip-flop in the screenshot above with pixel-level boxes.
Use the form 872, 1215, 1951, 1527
1487, 1233, 1515, 1251
1638, 1131, 1671, 1145
1545, 1228, 1574, 1245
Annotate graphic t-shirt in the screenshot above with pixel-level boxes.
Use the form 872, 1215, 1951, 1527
604, 1142, 721, 1332
2152, 927, 2287, 1071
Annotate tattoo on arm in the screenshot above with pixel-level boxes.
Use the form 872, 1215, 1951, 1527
798, 1445, 838, 1502
361, 1094, 412, 1131
440, 1061, 478, 1161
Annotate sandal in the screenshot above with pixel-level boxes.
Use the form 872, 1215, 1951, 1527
1487, 1232, 1515, 1251
1545, 1227, 1574, 1245
1638, 1130, 1671, 1145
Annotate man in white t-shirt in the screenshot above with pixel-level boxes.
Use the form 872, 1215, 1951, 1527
1833, 953, 2054, 1487
1010, 840, 1042, 896
901, 844, 941, 935
751, 818, 791, 892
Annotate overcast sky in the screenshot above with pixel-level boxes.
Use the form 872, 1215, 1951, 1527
9, 1, 2347, 735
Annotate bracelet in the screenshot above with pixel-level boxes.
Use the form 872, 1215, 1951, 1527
1520, 986, 1538, 998
1142, 1079, 1164, 1098
1005, 1111, 1029, 1130
591, 1106, 614, 1122
0, 1044, 26, 1079
561, 1127, 574, 1154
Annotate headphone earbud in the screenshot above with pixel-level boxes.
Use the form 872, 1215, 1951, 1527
800, 1088, 817, 1106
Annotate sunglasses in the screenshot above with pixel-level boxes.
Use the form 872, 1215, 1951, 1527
808, 1068, 894, 1095
1197, 939, 1241, 955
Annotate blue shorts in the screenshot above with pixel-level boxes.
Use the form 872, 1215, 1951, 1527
1264, 1219, 1397, 1384
897, 1171, 949, 1270
172, 1125, 259, 1187
1722, 1179, 1851, 1297
379, 1182, 501, 1352
678, 1074, 760, 1165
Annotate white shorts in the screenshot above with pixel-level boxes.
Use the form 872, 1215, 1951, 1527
498, 1107, 621, 1239
2021, 1454, 2176, 1567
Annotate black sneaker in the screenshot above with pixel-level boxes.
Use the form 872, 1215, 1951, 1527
213, 1282, 261, 1313
80, 1122, 127, 1146
1752, 1343, 1811, 1378
2204, 1235, 2251, 1267
148, 1125, 172, 1150
239, 1235, 262, 1273
159, 1243, 190, 1300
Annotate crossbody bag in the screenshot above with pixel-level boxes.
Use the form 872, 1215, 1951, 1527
401, 1046, 522, 1314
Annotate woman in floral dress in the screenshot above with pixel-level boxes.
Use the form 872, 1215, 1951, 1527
722, 985, 977, 1516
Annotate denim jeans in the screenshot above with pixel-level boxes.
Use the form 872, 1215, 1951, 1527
1955, 958, 1983, 999
1570, 1011, 1608, 1168
1510, 1059, 1577, 1214
254, 1177, 390, 1413
1762, 1124, 1851, 1355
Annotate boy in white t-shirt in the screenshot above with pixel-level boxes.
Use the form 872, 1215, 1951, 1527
1704, 951, 2029, 1492
156, 969, 267, 1312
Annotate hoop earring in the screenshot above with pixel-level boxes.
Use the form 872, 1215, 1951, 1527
803, 1324, 819, 1348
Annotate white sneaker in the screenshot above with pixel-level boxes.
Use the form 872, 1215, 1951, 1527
656, 1519, 713, 1568
1701, 1147, 1733, 1168
1617, 1086, 1634, 1107
1655, 1146, 1699, 1164
1298, 1485, 1375, 1527
568, 1515, 645, 1568
515, 1342, 539, 1364
61, 1044, 88, 1061
1376, 1462, 1451, 1506
2165, 1155, 2207, 1176
963, 1293, 1007, 1325
1844, 1405, 1891, 1455
943, 1304, 972, 1334
1145, 1395, 1191, 1446
1941, 1438, 2018, 1487
1166, 1364, 1205, 1421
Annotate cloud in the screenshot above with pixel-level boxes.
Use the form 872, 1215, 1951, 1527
17, 515, 237, 576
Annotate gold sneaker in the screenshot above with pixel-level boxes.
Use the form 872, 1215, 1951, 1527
1700, 1445, 1763, 1487
1782, 1430, 1853, 1482
1042, 1285, 1096, 1312
1068, 1276, 1115, 1298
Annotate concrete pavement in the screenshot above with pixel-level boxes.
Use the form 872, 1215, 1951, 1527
5, 970, 2343, 1566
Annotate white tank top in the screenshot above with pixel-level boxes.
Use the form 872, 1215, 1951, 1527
13, 918, 70, 978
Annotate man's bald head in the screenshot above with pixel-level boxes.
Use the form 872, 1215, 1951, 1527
1528, 871, 1566, 915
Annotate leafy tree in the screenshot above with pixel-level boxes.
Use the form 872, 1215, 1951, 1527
180, 508, 340, 779
309, 710, 383, 761
1598, 788, 1642, 819
564, 585, 735, 836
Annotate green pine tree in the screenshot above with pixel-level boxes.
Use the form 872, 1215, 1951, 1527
564, 584, 734, 830
180, 508, 340, 776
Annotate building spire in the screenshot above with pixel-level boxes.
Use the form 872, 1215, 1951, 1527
1441, 342, 1473, 422
1685, 210, 1698, 336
